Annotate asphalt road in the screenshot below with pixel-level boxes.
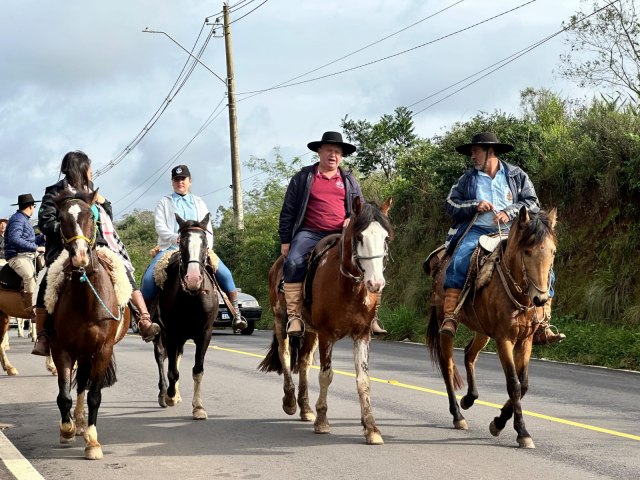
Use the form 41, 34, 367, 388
0, 329, 638, 480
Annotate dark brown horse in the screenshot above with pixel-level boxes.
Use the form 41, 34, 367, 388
152, 214, 219, 419
426, 206, 557, 448
260, 197, 392, 444
48, 190, 131, 459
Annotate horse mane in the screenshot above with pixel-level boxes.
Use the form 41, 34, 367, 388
52, 189, 95, 207
352, 201, 393, 240
515, 210, 557, 248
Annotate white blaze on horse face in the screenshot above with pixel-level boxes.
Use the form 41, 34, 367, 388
67, 204, 90, 267
525, 236, 556, 307
184, 232, 204, 291
358, 222, 388, 293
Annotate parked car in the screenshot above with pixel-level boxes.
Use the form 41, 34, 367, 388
131, 289, 262, 336
216, 289, 262, 335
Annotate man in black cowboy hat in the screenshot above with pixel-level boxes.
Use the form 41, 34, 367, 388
278, 131, 387, 337
441, 133, 565, 345
5, 194, 46, 318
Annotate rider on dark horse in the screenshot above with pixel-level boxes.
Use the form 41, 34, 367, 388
441, 132, 565, 345
31, 151, 160, 356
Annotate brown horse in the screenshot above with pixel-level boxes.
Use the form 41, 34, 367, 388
0, 253, 56, 376
426, 206, 557, 449
47, 190, 131, 459
151, 214, 219, 419
259, 197, 392, 444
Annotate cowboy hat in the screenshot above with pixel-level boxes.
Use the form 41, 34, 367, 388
455, 132, 514, 156
11, 193, 40, 206
0, 218, 7, 224
307, 131, 356, 157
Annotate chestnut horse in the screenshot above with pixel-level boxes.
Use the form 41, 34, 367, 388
426, 207, 557, 449
152, 214, 219, 419
259, 197, 392, 444
48, 190, 131, 459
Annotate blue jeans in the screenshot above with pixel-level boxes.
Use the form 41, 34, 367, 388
444, 224, 556, 297
141, 245, 237, 300
283, 230, 337, 283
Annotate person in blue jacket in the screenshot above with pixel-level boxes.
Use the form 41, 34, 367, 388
441, 133, 564, 345
4, 194, 46, 318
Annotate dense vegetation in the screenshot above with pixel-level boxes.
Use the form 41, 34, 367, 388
117, 1, 640, 371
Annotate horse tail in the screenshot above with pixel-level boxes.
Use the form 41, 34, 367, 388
102, 355, 117, 388
258, 333, 283, 374
426, 306, 464, 391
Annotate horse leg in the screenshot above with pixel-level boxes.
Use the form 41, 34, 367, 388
154, 336, 168, 408
439, 333, 467, 430
354, 337, 383, 445
490, 340, 534, 448
84, 381, 104, 459
74, 361, 91, 436
276, 321, 297, 416
165, 341, 182, 406
0, 315, 18, 376
191, 334, 211, 420
314, 336, 334, 434
55, 352, 76, 444
460, 333, 490, 410
46, 354, 58, 375
297, 332, 318, 422
17, 318, 24, 337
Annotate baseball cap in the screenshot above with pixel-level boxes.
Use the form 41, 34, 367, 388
171, 165, 191, 179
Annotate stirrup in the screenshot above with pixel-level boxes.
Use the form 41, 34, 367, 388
439, 318, 458, 337
533, 323, 565, 345
138, 318, 161, 342
232, 315, 248, 331
286, 318, 305, 338
31, 335, 50, 356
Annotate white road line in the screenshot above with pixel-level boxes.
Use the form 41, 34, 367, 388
0, 430, 44, 480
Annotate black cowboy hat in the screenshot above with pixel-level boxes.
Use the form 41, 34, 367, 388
11, 193, 40, 206
307, 131, 356, 157
0, 218, 7, 224
455, 132, 514, 156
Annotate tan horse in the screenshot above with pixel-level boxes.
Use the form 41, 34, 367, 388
426, 206, 557, 449
260, 198, 392, 444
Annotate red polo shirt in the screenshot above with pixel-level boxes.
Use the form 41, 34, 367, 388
302, 169, 346, 232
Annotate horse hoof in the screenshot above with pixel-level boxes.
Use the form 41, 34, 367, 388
314, 422, 330, 434
454, 419, 468, 430
193, 408, 208, 420
300, 411, 315, 422
460, 396, 474, 410
489, 420, 502, 437
84, 446, 103, 460
518, 436, 535, 449
7, 367, 18, 376
366, 432, 384, 445
158, 395, 167, 408
165, 396, 177, 407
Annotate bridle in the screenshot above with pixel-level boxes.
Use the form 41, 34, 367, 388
177, 226, 210, 295
338, 226, 389, 283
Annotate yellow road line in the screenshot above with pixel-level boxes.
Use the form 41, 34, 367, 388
211, 344, 640, 441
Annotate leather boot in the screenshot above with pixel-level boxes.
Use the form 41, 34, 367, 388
230, 296, 248, 331
31, 307, 50, 356
284, 282, 304, 337
440, 288, 462, 337
533, 301, 565, 345
371, 292, 387, 335
20, 291, 36, 319
130, 290, 160, 342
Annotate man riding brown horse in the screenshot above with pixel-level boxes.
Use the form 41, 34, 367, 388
441, 132, 564, 345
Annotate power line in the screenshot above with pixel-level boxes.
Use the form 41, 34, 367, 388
410, 0, 621, 116
94, 22, 216, 179
114, 94, 228, 216
229, 0, 270, 25
235, 0, 537, 96
236, 0, 466, 103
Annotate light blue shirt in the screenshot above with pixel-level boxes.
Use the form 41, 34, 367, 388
171, 192, 198, 233
475, 164, 513, 227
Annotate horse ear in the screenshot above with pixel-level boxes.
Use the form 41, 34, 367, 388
380, 197, 393, 216
518, 206, 530, 227
199, 213, 211, 230
352, 196, 362, 216
175, 213, 186, 229
548, 208, 557, 230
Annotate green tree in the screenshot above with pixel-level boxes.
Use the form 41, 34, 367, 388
341, 106, 418, 178
559, 0, 640, 104
115, 209, 156, 284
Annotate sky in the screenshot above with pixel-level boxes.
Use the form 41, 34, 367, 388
0, 0, 596, 222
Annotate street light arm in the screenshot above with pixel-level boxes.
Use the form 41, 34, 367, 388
143, 28, 226, 85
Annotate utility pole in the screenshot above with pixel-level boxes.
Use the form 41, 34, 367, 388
223, 3, 244, 230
